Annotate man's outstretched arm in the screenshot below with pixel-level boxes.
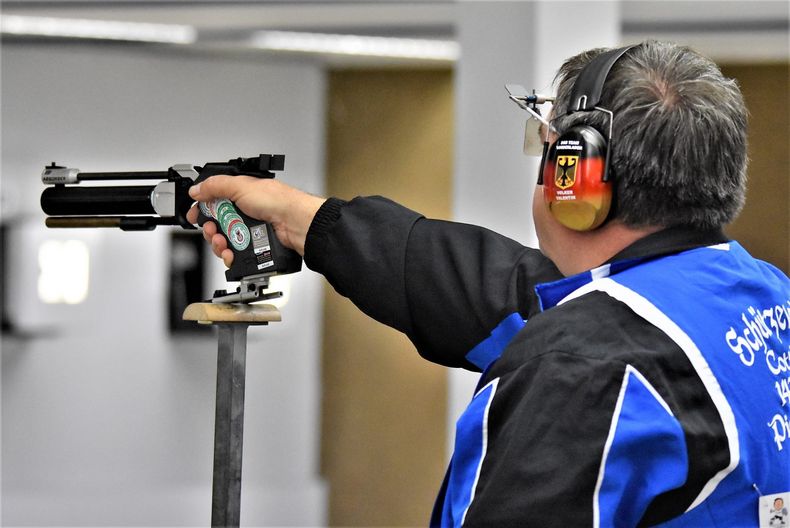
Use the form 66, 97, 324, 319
187, 177, 560, 368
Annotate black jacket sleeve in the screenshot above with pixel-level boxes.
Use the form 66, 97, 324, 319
304, 196, 561, 369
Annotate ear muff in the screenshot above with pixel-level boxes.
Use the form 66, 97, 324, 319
540, 125, 612, 231
536, 44, 636, 232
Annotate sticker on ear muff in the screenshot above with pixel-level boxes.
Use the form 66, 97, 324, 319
541, 126, 612, 231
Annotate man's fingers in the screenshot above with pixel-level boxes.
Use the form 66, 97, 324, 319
188, 178, 238, 269
211, 232, 228, 258
197, 224, 235, 267
186, 204, 199, 225
221, 248, 234, 268
202, 220, 218, 242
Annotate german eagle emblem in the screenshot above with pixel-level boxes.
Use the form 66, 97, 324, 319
555, 155, 578, 190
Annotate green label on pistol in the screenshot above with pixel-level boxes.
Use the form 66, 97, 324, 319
206, 199, 251, 251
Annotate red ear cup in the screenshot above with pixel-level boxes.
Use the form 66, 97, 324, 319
541, 126, 612, 231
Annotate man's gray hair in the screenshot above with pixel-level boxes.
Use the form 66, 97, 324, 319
551, 40, 748, 230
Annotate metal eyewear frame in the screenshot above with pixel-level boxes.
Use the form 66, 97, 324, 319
505, 84, 557, 156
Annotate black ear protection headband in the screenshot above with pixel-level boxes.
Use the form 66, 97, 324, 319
539, 45, 636, 231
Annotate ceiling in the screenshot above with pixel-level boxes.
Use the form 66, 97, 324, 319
2, 1, 788, 65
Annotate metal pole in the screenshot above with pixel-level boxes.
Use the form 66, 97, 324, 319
211, 323, 249, 527
182, 302, 279, 526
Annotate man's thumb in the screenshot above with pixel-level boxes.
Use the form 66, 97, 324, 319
188, 175, 234, 201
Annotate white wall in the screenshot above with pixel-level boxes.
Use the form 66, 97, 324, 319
1, 43, 327, 526
449, 0, 621, 454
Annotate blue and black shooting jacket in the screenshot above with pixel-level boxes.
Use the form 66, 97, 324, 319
305, 196, 790, 527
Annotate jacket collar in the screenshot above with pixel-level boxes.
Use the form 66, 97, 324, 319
535, 227, 729, 311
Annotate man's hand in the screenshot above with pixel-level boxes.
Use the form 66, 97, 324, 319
186, 175, 326, 266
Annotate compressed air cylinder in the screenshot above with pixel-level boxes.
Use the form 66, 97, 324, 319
41, 185, 156, 215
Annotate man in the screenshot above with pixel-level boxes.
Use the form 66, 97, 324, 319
770, 497, 788, 527
187, 41, 790, 526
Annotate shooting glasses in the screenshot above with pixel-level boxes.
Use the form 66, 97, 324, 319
505, 84, 556, 156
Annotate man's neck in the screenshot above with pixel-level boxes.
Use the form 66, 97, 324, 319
554, 221, 663, 276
